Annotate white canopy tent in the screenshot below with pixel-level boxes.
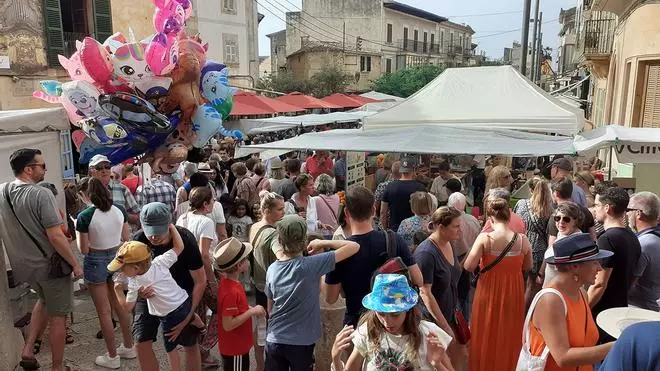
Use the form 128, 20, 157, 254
241, 125, 576, 156
242, 111, 375, 134
359, 91, 405, 102
574, 125, 660, 163
363, 66, 585, 135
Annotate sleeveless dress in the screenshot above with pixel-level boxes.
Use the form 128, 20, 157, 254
469, 235, 525, 371
529, 289, 599, 370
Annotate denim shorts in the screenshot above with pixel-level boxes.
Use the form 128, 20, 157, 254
83, 248, 118, 284
133, 296, 199, 353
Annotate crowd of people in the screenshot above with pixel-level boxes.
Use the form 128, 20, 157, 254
1, 146, 659, 371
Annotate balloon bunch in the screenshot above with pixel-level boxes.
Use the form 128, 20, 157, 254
32, 0, 243, 173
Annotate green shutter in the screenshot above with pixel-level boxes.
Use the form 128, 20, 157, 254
93, 0, 113, 42
43, 0, 65, 68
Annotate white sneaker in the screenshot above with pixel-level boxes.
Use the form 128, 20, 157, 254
95, 353, 120, 369
116, 344, 137, 359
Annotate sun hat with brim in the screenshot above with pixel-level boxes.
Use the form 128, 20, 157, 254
596, 307, 660, 339
140, 202, 172, 238
107, 241, 152, 272
362, 274, 418, 313
213, 237, 253, 271
197, 163, 214, 172
545, 232, 613, 264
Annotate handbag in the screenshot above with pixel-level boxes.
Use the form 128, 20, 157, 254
516, 288, 567, 371
471, 233, 518, 287
4, 184, 72, 279
452, 307, 471, 345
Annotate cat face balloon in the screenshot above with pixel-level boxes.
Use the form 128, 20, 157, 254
58, 40, 94, 83
112, 42, 153, 83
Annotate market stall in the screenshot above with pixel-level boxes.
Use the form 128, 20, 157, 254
574, 124, 660, 163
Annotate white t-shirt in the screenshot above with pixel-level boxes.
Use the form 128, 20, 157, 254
75, 205, 127, 250
227, 215, 253, 242
175, 200, 226, 225
284, 193, 318, 232
123, 250, 188, 317
176, 212, 218, 254
352, 320, 452, 371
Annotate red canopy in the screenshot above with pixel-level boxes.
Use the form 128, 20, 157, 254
275, 92, 342, 110
233, 91, 305, 114
320, 93, 364, 109
347, 95, 380, 104
230, 99, 275, 116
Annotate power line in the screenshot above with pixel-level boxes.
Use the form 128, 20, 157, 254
257, 0, 344, 44
473, 18, 559, 39
259, 0, 345, 44
255, 0, 333, 45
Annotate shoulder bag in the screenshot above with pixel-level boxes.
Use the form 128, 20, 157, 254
249, 224, 276, 278
471, 233, 518, 287
371, 230, 411, 288
516, 288, 567, 371
3, 184, 72, 279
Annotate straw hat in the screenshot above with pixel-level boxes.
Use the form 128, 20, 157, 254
596, 307, 660, 339
213, 237, 253, 271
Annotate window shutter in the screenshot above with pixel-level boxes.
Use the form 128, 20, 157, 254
642, 65, 660, 128
93, 0, 113, 43
43, 0, 65, 67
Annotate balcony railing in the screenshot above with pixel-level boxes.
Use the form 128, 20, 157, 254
581, 19, 615, 56
396, 40, 472, 57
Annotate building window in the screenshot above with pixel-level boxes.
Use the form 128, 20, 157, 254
277, 45, 285, 55
450, 33, 454, 47
360, 56, 372, 72
430, 33, 435, 53
386, 24, 393, 43
423, 32, 428, 53
413, 30, 419, 52
223, 0, 236, 14
440, 30, 444, 50
403, 27, 408, 49
223, 33, 239, 65
385, 58, 392, 74
641, 64, 660, 128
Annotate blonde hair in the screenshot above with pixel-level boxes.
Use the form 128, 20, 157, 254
529, 177, 553, 219
486, 165, 512, 191
409, 192, 433, 216
259, 190, 284, 212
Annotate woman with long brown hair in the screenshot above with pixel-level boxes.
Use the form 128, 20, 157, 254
514, 176, 553, 307
485, 165, 513, 192
464, 198, 532, 371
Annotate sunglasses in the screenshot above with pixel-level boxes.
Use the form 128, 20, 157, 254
626, 208, 641, 212
95, 164, 112, 171
27, 163, 47, 170
554, 215, 573, 223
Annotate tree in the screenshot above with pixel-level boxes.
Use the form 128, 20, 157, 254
255, 72, 310, 97
308, 63, 353, 98
371, 64, 445, 98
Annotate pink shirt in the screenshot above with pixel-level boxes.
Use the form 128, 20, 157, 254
481, 209, 527, 234
314, 194, 340, 236
250, 174, 271, 193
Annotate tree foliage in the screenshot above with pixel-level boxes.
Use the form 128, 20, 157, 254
371, 64, 445, 98
255, 63, 353, 97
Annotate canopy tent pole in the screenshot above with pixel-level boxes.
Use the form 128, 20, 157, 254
608, 145, 613, 180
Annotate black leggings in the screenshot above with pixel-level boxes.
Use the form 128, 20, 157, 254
222, 353, 250, 371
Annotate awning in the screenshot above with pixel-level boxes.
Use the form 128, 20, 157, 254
0, 107, 70, 132
230, 100, 276, 116
359, 91, 404, 102
275, 92, 342, 110
244, 111, 375, 134
243, 125, 576, 156
347, 95, 380, 104
233, 91, 306, 114
574, 124, 660, 163
320, 93, 364, 109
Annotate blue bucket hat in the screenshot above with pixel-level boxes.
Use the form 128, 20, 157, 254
362, 274, 418, 313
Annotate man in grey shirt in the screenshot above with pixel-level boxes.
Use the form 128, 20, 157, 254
627, 191, 660, 311
0, 148, 82, 371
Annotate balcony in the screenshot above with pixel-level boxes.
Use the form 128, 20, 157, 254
589, 0, 629, 17
397, 39, 442, 55
580, 19, 616, 59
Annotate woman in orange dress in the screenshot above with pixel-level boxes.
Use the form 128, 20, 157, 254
525, 233, 614, 370
464, 197, 533, 371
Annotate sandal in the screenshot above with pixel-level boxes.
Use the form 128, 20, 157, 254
19, 357, 40, 370
33, 339, 41, 355
65, 327, 74, 344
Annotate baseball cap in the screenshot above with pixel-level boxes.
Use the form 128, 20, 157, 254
89, 154, 111, 167
552, 157, 573, 172
277, 215, 307, 251
107, 241, 152, 272
400, 156, 417, 173
140, 202, 171, 237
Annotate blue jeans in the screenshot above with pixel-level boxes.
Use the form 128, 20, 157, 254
83, 248, 118, 284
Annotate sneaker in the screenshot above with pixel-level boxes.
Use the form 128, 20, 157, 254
116, 344, 137, 359
95, 353, 120, 369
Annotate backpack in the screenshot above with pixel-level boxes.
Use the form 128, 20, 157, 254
370, 230, 412, 288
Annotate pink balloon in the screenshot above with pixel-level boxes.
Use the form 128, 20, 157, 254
79, 37, 131, 93
145, 33, 179, 76
58, 41, 95, 83
153, 0, 185, 35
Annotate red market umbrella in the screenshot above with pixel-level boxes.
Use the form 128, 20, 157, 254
234, 91, 306, 114
230, 99, 275, 116
348, 95, 380, 104
275, 92, 342, 110
320, 93, 364, 109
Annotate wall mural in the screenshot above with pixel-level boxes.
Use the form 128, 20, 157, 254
0, 0, 48, 73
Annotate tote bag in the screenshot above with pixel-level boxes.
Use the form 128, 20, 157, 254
516, 288, 566, 371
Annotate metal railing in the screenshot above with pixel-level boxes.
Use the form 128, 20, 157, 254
581, 19, 615, 55
396, 40, 471, 57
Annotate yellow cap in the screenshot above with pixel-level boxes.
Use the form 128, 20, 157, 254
107, 241, 151, 272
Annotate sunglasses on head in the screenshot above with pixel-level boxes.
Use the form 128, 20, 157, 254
95, 164, 111, 171
554, 215, 573, 223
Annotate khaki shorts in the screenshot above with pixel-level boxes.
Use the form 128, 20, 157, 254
32, 276, 73, 316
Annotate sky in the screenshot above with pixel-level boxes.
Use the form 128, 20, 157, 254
256, 0, 578, 64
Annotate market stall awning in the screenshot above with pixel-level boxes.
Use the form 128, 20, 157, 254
320, 93, 364, 109
275, 92, 342, 110
244, 111, 375, 134
574, 124, 660, 163
233, 91, 306, 114
242, 125, 576, 156
359, 91, 404, 102
230, 99, 276, 116
347, 95, 380, 104
0, 107, 70, 132
363, 65, 585, 135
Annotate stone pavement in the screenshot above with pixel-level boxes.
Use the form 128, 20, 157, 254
21, 291, 258, 370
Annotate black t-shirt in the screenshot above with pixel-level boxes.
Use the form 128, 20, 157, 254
220, 159, 236, 193
280, 177, 297, 201
414, 239, 461, 322
592, 227, 642, 317
325, 230, 415, 324
382, 180, 426, 231
547, 204, 595, 237
133, 226, 204, 293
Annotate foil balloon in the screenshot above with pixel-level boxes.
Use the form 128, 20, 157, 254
135, 76, 172, 111
216, 97, 233, 121
178, 33, 208, 66
32, 80, 63, 104
153, 0, 186, 35
79, 37, 130, 93
61, 80, 103, 118
161, 51, 201, 132
103, 32, 128, 54
79, 116, 129, 145
98, 93, 172, 134
191, 104, 221, 148
200, 64, 236, 111
58, 40, 95, 83
112, 41, 154, 85
145, 33, 179, 76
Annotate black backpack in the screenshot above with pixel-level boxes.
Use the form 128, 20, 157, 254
370, 230, 412, 288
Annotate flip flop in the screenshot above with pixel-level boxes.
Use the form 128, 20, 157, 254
19, 357, 40, 370
33, 339, 42, 355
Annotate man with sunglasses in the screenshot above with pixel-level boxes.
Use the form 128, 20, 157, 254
0, 148, 83, 371
88, 154, 140, 229
547, 178, 595, 247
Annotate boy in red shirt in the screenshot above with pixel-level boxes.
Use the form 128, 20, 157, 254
214, 237, 267, 371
